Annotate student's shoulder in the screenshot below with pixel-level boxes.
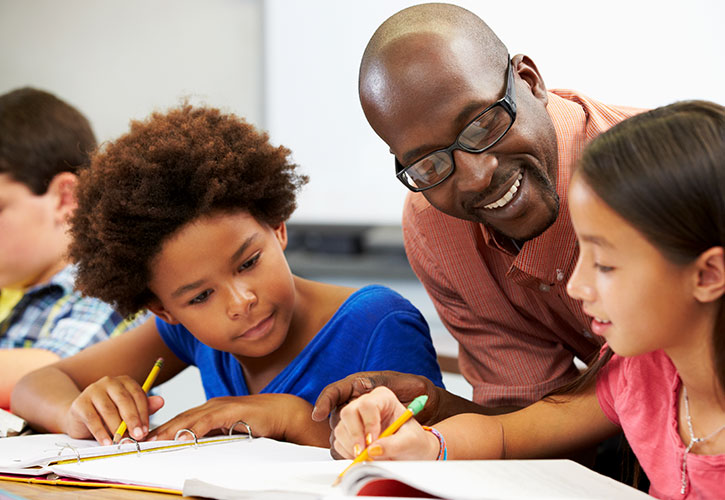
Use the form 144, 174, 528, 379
338, 284, 420, 317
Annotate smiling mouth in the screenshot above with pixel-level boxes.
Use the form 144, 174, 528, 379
483, 173, 523, 210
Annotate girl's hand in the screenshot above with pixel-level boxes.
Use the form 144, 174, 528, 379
333, 386, 440, 460
147, 394, 329, 447
63, 375, 165, 445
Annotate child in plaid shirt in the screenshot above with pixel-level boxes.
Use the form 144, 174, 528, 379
0, 88, 144, 408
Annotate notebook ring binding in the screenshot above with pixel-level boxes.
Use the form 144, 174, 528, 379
118, 436, 141, 454
56, 444, 81, 464
229, 420, 253, 439
174, 428, 199, 447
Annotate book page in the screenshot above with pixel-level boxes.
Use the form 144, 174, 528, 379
50, 437, 333, 491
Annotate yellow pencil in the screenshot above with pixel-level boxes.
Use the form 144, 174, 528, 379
112, 357, 164, 444
333, 394, 428, 486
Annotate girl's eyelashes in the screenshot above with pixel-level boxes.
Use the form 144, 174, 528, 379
189, 289, 213, 305
237, 252, 260, 272
594, 262, 615, 273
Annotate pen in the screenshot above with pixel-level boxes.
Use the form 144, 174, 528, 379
111, 357, 164, 444
333, 394, 428, 485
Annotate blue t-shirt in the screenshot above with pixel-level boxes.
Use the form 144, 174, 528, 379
156, 285, 444, 404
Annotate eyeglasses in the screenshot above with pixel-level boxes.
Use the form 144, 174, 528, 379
394, 56, 517, 192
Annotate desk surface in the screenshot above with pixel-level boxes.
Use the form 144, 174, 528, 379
0, 479, 194, 499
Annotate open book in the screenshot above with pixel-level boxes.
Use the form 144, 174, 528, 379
0, 434, 650, 498
0, 433, 331, 495
183, 459, 653, 499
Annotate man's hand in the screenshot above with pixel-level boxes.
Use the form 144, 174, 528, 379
312, 371, 442, 425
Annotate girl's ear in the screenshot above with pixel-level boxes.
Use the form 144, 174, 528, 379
147, 299, 180, 325
272, 222, 288, 251
693, 246, 725, 303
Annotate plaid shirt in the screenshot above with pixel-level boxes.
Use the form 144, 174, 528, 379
403, 90, 644, 408
0, 265, 146, 357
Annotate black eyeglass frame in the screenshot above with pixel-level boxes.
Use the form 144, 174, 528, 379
394, 56, 517, 192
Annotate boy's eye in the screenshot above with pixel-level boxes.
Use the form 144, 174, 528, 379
189, 289, 213, 305
237, 253, 260, 272
594, 263, 614, 273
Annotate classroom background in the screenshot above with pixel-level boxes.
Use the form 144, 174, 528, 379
1, 0, 723, 423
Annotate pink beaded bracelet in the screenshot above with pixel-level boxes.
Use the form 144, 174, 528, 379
422, 426, 447, 460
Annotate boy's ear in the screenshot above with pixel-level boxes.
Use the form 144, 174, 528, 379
272, 222, 288, 251
693, 246, 725, 303
46, 172, 78, 223
146, 298, 180, 325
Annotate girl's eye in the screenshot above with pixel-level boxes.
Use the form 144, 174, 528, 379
189, 289, 213, 305
237, 253, 260, 272
594, 263, 614, 273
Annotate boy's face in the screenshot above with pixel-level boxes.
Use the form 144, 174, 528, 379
0, 173, 69, 288
147, 211, 297, 361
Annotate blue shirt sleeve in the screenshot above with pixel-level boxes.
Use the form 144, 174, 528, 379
359, 303, 445, 389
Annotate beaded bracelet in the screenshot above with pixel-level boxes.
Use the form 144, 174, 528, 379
422, 426, 447, 460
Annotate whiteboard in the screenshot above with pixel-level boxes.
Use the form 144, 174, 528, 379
264, 0, 725, 224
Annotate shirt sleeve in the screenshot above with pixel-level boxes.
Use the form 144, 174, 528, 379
359, 296, 445, 389
31, 296, 143, 357
155, 316, 197, 366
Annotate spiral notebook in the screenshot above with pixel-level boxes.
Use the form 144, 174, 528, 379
0, 432, 332, 495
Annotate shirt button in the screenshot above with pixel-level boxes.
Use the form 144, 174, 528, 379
582, 329, 593, 338
556, 269, 565, 281
539, 283, 551, 292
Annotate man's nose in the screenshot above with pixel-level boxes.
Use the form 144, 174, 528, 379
451, 149, 499, 194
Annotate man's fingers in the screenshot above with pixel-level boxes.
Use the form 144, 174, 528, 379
312, 374, 376, 421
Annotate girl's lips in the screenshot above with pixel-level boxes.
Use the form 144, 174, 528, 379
239, 314, 273, 340
590, 317, 611, 337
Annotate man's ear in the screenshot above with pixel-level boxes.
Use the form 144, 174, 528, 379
272, 221, 288, 251
693, 246, 725, 303
46, 172, 78, 224
511, 54, 548, 104
147, 298, 180, 325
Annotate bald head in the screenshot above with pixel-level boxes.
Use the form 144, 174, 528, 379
360, 3, 507, 96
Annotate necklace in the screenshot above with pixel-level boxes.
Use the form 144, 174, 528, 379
680, 386, 725, 494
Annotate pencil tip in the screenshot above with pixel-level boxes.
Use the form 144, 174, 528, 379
112, 433, 122, 445
331, 476, 341, 487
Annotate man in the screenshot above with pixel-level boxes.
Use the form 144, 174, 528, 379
312, 3, 641, 425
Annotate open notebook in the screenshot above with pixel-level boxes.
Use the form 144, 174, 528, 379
0, 433, 331, 495
0, 434, 650, 498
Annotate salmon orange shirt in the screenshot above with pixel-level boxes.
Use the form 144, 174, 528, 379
403, 90, 643, 408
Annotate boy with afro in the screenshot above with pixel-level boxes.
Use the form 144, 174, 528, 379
11, 104, 443, 446
0, 88, 144, 409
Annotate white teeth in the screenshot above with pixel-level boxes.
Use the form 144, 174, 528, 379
595, 317, 611, 324
484, 173, 523, 210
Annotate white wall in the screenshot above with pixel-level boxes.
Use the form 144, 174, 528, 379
0, 0, 262, 142
1, 0, 723, 225
264, 0, 725, 224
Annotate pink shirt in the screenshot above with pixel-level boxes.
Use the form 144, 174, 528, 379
597, 350, 725, 499
403, 90, 642, 407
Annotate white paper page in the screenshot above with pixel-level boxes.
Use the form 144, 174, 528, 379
0, 434, 98, 472
184, 459, 652, 500
341, 460, 652, 499
51, 437, 332, 491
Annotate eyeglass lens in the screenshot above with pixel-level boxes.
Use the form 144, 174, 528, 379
402, 105, 512, 190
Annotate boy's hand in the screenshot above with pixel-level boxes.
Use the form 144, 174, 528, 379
332, 386, 440, 461
147, 394, 329, 447
63, 375, 164, 445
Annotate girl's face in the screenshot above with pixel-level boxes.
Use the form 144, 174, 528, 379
147, 211, 296, 361
566, 175, 703, 358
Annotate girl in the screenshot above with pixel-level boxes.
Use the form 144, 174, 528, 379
331, 100, 725, 499
10, 104, 443, 448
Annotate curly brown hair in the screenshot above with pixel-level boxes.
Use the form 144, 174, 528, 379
69, 104, 308, 317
